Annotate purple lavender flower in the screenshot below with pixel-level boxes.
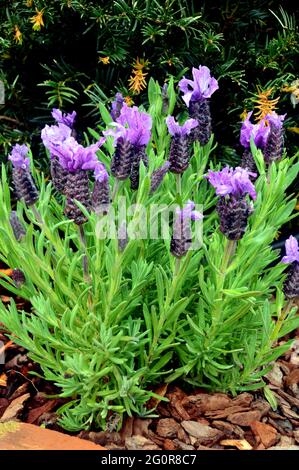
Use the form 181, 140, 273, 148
106, 104, 152, 147
263, 112, 286, 164
9, 211, 26, 241
12, 268, 26, 289
104, 105, 152, 187
92, 162, 110, 214
240, 112, 271, 175
206, 166, 256, 240
179, 66, 219, 107
52, 108, 77, 128
56, 137, 105, 172
170, 201, 203, 258
54, 137, 105, 224
282, 236, 299, 264
166, 116, 197, 174
41, 123, 72, 154
8, 144, 38, 206
166, 116, 198, 137
41, 123, 73, 192
8, 144, 30, 169
179, 66, 218, 146
240, 112, 270, 150
110, 93, 124, 121
281, 235, 299, 299
150, 161, 171, 194
206, 167, 257, 200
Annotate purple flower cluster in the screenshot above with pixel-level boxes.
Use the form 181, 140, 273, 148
240, 111, 286, 173
240, 112, 270, 150
8, 144, 30, 170
53, 137, 105, 173
8, 144, 38, 206
171, 201, 203, 258
110, 93, 125, 121
281, 236, 299, 299
179, 66, 219, 107
206, 167, 256, 240
104, 104, 152, 189
166, 116, 198, 174
178, 66, 218, 145
206, 167, 257, 200
52, 109, 77, 128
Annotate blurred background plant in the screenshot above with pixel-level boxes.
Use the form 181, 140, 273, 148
0, 0, 298, 164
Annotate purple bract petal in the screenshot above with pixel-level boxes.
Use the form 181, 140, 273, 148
8, 144, 30, 169
282, 235, 299, 264
266, 112, 286, 130
41, 123, 72, 158
166, 116, 198, 137
206, 166, 257, 200
240, 112, 270, 149
55, 137, 105, 172
94, 161, 109, 183
105, 104, 152, 147
176, 200, 203, 221
52, 108, 77, 128
178, 65, 219, 107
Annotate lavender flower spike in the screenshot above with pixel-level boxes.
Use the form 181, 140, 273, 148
9, 211, 26, 241
179, 66, 219, 107
263, 112, 286, 164
281, 235, 299, 299
56, 137, 105, 225
41, 123, 72, 193
150, 161, 171, 194
8, 144, 38, 206
92, 162, 110, 214
52, 108, 77, 128
240, 112, 270, 175
104, 105, 152, 188
166, 116, 198, 174
206, 166, 256, 240
110, 93, 124, 121
170, 201, 203, 258
179, 66, 219, 145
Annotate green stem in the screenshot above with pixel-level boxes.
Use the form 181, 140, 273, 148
211, 238, 236, 331
270, 299, 294, 342
176, 173, 182, 199
78, 225, 90, 283
112, 179, 120, 200
31, 204, 65, 257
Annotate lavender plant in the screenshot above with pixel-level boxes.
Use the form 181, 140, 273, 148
0, 68, 298, 432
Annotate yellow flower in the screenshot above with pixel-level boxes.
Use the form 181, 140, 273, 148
124, 96, 134, 106
128, 58, 150, 95
240, 109, 247, 121
252, 86, 279, 122
30, 8, 45, 31
99, 56, 110, 64
13, 25, 23, 45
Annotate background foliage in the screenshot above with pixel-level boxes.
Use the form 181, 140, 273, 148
1, 0, 298, 162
